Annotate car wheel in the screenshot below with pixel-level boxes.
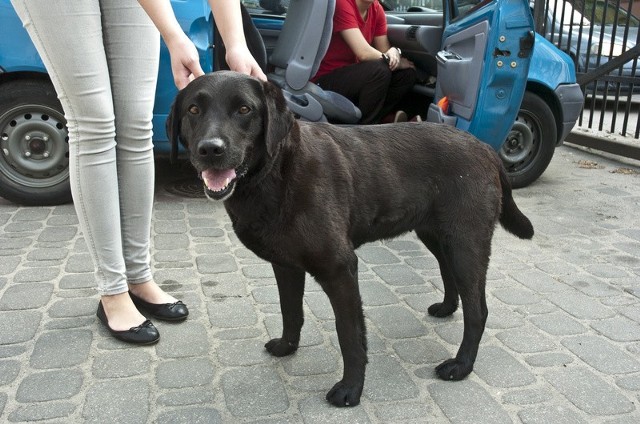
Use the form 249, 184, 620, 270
499, 91, 557, 189
0, 79, 72, 205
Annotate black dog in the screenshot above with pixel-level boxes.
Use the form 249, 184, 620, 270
167, 71, 534, 407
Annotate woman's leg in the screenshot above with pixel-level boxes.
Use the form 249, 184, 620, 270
315, 60, 392, 124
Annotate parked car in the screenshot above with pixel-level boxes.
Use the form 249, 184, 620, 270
537, 0, 639, 94
0, 0, 582, 206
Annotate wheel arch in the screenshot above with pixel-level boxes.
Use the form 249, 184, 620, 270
525, 81, 563, 146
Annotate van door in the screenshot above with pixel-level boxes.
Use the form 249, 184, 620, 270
427, 0, 534, 150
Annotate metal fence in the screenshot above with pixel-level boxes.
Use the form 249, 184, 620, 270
533, 0, 640, 146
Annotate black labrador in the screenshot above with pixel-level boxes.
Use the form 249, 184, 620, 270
167, 71, 534, 407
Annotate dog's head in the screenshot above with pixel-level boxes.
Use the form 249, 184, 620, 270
166, 71, 294, 201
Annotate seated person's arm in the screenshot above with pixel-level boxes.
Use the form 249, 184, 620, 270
373, 35, 414, 71
341, 28, 388, 62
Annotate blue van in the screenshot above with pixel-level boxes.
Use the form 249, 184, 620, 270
0, 0, 583, 205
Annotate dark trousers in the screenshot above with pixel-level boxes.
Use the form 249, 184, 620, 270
315, 59, 417, 124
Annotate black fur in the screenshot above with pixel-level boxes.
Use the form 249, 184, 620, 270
167, 71, 534, 407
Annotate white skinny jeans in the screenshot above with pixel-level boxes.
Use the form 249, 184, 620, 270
11, 0, 160, 295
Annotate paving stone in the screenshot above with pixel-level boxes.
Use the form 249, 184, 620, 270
13, 266, 59, 283
264, 314, 324, 347
529, 312, 588, 336
154, 220, 188, 234
0, 345, 27, 358
544, 367, 635, 415
366, 305, 428, 339
30, 329, 93, 369
584, 263, 631, 278
0, 359, 20, 385
37, 226, 77, 242
0, 282, 53, 310
518, 404, 588, 424
525, 352, 575, 367
154, 233, 190, 249
547, 291, 616, 319
196, 254, 238, 273
433, 322, 463, 346
156, 387, 216, 407
281, 345, 338, 376
616, 375, 640, 391
252, 285, 279, 304
372, 264, 425, 286
216, 338, 272, 366
0, 310, 42, 344
208, 297, 257, 328
92, 350, 151, 378
364, 355, 419, 402
373, 401, 432, 422
155, 321, 211, 358
428, 380, 512, 423
591, 315, 640, 342
356, 245, 401, 264
0, 393, 6, 419
502, 388, 553, 405
222, 366, 289, 417
298, 395, 371, 423
474, 346, 536, 388
156, 357, 215, 389
27, 247, 69, 261
8, 402, 76, 422
305, 291, 334, 320
16, 369, 83, 402
496, 327, 556, 353
561, 335, 640, 374
82, 379, 149, 423
511, 269, 569, 293
485, 307, 526, 329
65, 253, 94, 273
59, 273, 95, 289
155, 408, 222, 424
48, 297, 96, 317
242, 263, 274, 279
492, 287, 541, 305
201, 273, 249, 299
392, 338, 450, 365
564, 274, 623, 297
360, 279, 399, 306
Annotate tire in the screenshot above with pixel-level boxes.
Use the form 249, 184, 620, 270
499, 91, 557, 189
0, 79, 72, 205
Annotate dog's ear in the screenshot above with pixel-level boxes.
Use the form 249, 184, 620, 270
261, 80, 294, 157
166, 91, 184, 163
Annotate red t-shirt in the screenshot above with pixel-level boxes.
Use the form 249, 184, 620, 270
313, 0, 387, 80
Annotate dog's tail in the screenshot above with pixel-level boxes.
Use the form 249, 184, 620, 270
498, 166, 534, 239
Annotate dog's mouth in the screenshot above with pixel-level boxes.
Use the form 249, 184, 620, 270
200, 163, 248, 201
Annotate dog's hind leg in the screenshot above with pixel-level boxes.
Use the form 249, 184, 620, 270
265, 264, 306, 357
315, 251, 367, 407
432, 238, 490, 381
415, 229, 459, 317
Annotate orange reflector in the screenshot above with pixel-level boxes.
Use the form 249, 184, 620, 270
437, 96, 450, 114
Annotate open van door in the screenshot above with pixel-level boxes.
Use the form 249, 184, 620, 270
427, 0, 535, 150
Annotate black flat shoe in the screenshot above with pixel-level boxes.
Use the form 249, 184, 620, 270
96, 301, 160, 345
128, 291, 189, 321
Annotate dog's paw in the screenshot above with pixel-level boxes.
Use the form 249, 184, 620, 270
435, 358, 473, 380
427, 301, 458, 318
264, 338, 298, 357
325, 380, 363, 407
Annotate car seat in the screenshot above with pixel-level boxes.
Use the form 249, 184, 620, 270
214, 1, 361, 124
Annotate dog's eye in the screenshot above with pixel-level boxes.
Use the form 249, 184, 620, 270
238, 105, 251, 115
188, 105, 200, 115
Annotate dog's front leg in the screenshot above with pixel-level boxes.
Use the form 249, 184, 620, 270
316, 253, 367, 407
265, 263, 305, 357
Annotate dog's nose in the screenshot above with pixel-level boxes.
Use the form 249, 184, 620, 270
197, 138, 226, 157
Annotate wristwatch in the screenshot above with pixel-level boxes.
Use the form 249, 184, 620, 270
382, 52, 390, 64
395, 47, 402, 56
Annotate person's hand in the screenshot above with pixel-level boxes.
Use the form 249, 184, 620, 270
386, 47, 402, 70
225, 45, 267, 81
166, 33, 205, 90
397, 57, 415, 70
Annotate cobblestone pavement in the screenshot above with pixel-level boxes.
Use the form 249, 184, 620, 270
0, 143, 639, 423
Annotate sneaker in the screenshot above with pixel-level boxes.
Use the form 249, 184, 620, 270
393, 110, 408, 123
409, 115, 422, 123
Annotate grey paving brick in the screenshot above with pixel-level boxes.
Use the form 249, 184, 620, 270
16, 369, 83, 402
305, 291, 334, 320
242, 263, 274, 279
511, 269, 569, 293
0, 282, 53, 310
8, 402, 76, 422
298, 395, 371, 423
216, 338, 271, 366
156, 357, 215, 389
492, 287, 541, 305
544, 367, 635, 415
196, 254, 238, 273
37, 226, 77, 242
0, 257, 21, 276
529, 312, 587, 336
13, 266, 60, 283
48, 297, 96, 317
360, 279, 399, 306
0, 393, 6, 419
356, 246, 401, 264
547, 291, 616, 319
82, 379, 149, 423
364, 355, 419, 402
591, 315, 640, 342
0, 359, 20, 385
474, 346, 536, 388
366, 305, 428, 339
156, 387, 216, 407
518, 404, 587, 424
59, 273, 95, 289
428, 380, 512, 424
154, 220, 188, 234
373, 401, 432, 422
4, 221, 41, 232
496, 326, 557, 353
281, 345, 339, 376
0, 310, 42, 344
222, 365, 289, 417
434, 321, 463, 345
561, 335, 640, 374
92, 350, 151, 378
156, 408, 222, 424
156, 321, 211, 358
154, 233, 190, 249
372, 264, 425, 286
0, 345, 27, 359
264, 313, 324, 347
392, 338, 450, 365
525, 352, 575, 368
564, 274, 623, 297
502, 388, 553, 405
30, 329, 92, 369
208, 297, 257, 328
65, 253, 94, 273
616, 375, 640, 391
12, 208, 51, 221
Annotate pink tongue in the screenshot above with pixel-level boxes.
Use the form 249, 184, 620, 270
202, 168, 236, 191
